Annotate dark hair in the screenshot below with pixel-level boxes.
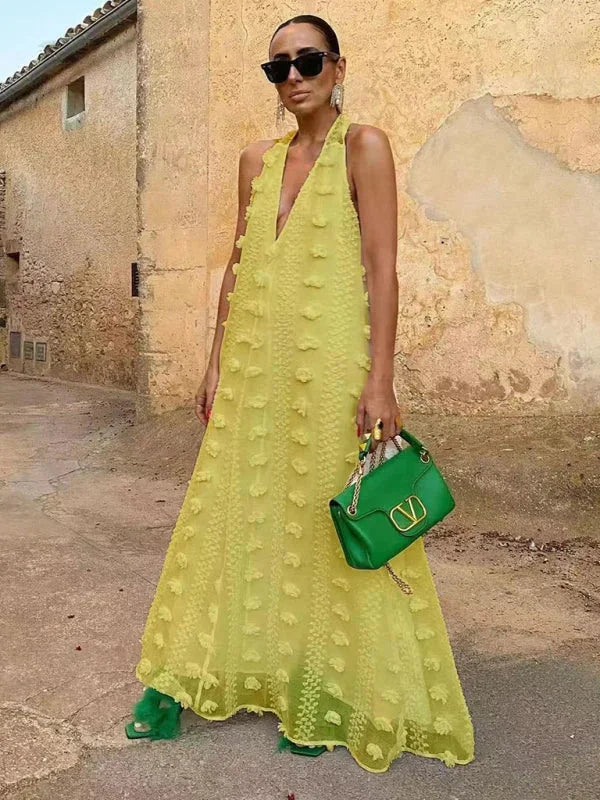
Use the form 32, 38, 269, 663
270, 15, 340, 55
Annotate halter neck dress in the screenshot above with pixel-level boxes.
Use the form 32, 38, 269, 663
135, 111, 475, 773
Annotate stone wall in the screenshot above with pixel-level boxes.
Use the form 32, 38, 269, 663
0, 170, 6, 366
138, 1, 600, 414
134, 0, 210, 417
2, 2, 598, 412
0, 24, 139, 387
198, 0, 600, 414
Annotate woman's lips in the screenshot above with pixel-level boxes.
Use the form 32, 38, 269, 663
290, 91, 309, 100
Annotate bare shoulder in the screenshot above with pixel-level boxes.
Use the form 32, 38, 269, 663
346, 122, 392, 158
240, 137, 279, 175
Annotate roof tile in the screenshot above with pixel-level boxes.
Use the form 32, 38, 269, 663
0, 0, 131, 92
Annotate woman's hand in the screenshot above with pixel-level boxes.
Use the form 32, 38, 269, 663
356, 374, 403, 450
194, 366, 220, 425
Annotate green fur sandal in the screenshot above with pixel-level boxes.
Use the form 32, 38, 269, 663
125, 687, 184, 740
277, 734, 328, 757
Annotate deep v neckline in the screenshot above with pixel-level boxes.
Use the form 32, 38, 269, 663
273, 112, 343, 246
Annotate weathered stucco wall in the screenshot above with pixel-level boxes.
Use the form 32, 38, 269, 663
0, 25, 138, 387
139, 0, 600, 415
406, 94, 600, 412
135, 0, 210, 417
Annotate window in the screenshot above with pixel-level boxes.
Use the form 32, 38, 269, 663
5, 250, 19, 268
66, 76, 85, 118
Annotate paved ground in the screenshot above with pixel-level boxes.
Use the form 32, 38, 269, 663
1, 372, 599, 800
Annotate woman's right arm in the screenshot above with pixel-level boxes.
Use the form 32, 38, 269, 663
194, 139, 273, 425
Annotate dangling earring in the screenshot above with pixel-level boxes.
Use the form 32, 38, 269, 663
330, 83, 344, 112
276, 95, 286, 126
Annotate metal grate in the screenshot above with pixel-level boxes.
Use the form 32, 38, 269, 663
9, 331, 21, 358
131, 261, 140, 297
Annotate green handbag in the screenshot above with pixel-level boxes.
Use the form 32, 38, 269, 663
329, 427, 456, 595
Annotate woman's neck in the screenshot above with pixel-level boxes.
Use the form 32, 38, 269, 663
291, 107, 340, 146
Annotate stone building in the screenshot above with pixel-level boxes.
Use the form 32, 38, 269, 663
1, 0, 599, 418
0, 0, 138, 388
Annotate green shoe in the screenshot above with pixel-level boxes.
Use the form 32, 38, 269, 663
277, 734, 328, 757
125, 687, 184, 741
125, 720, 154, 739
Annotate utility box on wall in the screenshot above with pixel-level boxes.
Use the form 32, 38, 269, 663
6, 328, 50, 375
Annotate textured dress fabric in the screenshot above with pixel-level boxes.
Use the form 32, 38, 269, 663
135, 112, 475, 773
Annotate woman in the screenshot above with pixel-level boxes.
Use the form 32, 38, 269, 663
125, 14, 475, 773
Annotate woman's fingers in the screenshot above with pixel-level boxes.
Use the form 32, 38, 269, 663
371, 412, 401, 445
393, 411, 402, 440
356, 403, 403, 448
363, 410, 378, 451
385, 414, 396, 441
355, 404, 365, 439
195, 390, 207, 424
207, 390, 216, 416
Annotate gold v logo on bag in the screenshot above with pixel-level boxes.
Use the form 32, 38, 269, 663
389, 495, 426, 532
330, 428, 456, 594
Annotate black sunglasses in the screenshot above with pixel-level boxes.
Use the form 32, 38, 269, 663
261, 50, 340, 84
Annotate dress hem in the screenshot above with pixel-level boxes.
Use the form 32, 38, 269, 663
135, 675, 475, 775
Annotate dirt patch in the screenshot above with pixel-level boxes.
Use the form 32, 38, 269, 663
84, 402, 600, 664
5, 375, 600, 666
428, 522, 600, 660
81, 406, 202, 486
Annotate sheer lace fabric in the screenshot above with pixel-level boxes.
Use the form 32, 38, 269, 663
135, 112, 475, 773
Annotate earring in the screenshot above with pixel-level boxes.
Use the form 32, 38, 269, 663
276, 96, 286, 125
330, 83, 344, 112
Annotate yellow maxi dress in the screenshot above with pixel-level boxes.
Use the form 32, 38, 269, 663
135, 111, 475, 773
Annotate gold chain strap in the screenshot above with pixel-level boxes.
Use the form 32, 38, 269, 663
384, 562, 413, 594
343, 436, 413, 595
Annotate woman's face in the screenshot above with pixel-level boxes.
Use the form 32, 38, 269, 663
268, 23, 344, 116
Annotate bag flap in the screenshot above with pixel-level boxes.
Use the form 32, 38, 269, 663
331, 446, 433, 521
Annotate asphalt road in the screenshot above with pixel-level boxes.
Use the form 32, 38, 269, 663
3, 655, 600, 800
1, 374, 599, 800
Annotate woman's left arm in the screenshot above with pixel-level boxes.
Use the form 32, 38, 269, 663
352, 125, 402, 445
